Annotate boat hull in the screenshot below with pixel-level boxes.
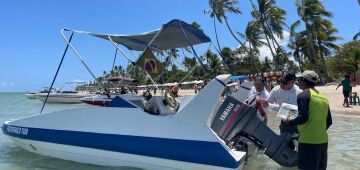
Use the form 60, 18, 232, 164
25, 93, 37, 99
35, 93, 91, 104
7, 136, 243, 170
3, 75, 246, 169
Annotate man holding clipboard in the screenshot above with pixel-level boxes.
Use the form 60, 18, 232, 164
286, 70, 332, 170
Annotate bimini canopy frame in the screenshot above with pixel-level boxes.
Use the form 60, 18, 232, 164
41, 19, 211, 113
68, 19, 211, 51
65, 19, 210, 70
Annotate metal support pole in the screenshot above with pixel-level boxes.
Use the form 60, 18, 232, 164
112, 47, 118, 71
40, 32, 74, 114
107, 32, 164, 92
177, 20, 209, 72
129, 50, 137, 59
108, 36, 134, 64
61, 29, 103, 89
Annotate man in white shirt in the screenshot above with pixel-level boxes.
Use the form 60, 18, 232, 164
247, 77, 270, 123
261, 71, 302, 134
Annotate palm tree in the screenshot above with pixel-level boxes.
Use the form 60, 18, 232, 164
204, 8, 230, 69
208, 0, 250, 54
288, 27, 307, 72
205, 50, 225, 77
314, 19, 342, 81
294, 0, 332, 65
249, 0, 287, 69
244, 21, 265, 56
205, 8, 223, 53
293, 0, 340, 81
267, 4, 287, 49
239, 21, 264, 72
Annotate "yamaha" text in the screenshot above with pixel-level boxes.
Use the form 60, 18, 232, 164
220, 103, 234, 121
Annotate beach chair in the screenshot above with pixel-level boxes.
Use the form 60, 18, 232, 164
349, 92, 360, 105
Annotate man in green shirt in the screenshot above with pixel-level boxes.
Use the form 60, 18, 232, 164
286, 70, 332, 170
336, 74, 351, 107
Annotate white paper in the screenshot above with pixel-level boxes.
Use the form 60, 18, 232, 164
277, 103, 298, 120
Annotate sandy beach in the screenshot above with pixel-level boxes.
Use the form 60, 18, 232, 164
143, 84, 360, 115
317, 85, 360, 115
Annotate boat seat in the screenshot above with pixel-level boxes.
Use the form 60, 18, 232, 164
144, 96, 179, 115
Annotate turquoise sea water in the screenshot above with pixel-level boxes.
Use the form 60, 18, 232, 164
0, 93, 359, 170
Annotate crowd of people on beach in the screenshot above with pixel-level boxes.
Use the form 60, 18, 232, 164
101, 69, 347, 169
238, 70, 333, 170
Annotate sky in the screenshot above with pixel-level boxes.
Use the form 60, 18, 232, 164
0, 0, 359, 92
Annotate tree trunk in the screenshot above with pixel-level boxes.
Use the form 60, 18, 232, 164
262, 24, 277, 67
305, 23, 317, 64
264, 21, 286, 69
224, 18, 250, 54
248, 43, 255, 72
294, 50, 304, 72
213, 17, 229, 70
213, 17, 222, 54
265, 21, 281, 49
317, 39, 330, 82
300, 54, 304, 72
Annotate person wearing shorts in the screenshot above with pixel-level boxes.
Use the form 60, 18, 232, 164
336, 74, 351, 107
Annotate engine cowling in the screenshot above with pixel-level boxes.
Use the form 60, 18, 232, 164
211, 97, 298, 167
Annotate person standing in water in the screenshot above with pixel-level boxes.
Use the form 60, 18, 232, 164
286, 70, 332, 170
261, 71, 302, 135
247, 77, 270, 123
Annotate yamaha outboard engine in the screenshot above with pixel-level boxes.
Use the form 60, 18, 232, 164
211, 97, 298, 167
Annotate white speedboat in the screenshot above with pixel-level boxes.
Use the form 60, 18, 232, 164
35, 81, 91, 104
3, 75, 246, 170
25, 87, 56, 99
35, 91, 91, 104
3, 75, 298, 169
3, 20, 298, 169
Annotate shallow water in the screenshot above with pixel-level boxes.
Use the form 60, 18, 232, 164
0, 93, 359, 170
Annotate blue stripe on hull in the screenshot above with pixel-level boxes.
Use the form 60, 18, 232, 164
2, 124, 240, 169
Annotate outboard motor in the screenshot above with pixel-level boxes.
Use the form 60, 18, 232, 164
211, 97, 298, 167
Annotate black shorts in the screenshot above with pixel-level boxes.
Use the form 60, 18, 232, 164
298, 142, 328, 170
343, 90, 351, 98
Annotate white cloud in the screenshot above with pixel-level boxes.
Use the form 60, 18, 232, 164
0, 81, 15, 87
236, 31, 291, 61
258, 31, 290, 61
